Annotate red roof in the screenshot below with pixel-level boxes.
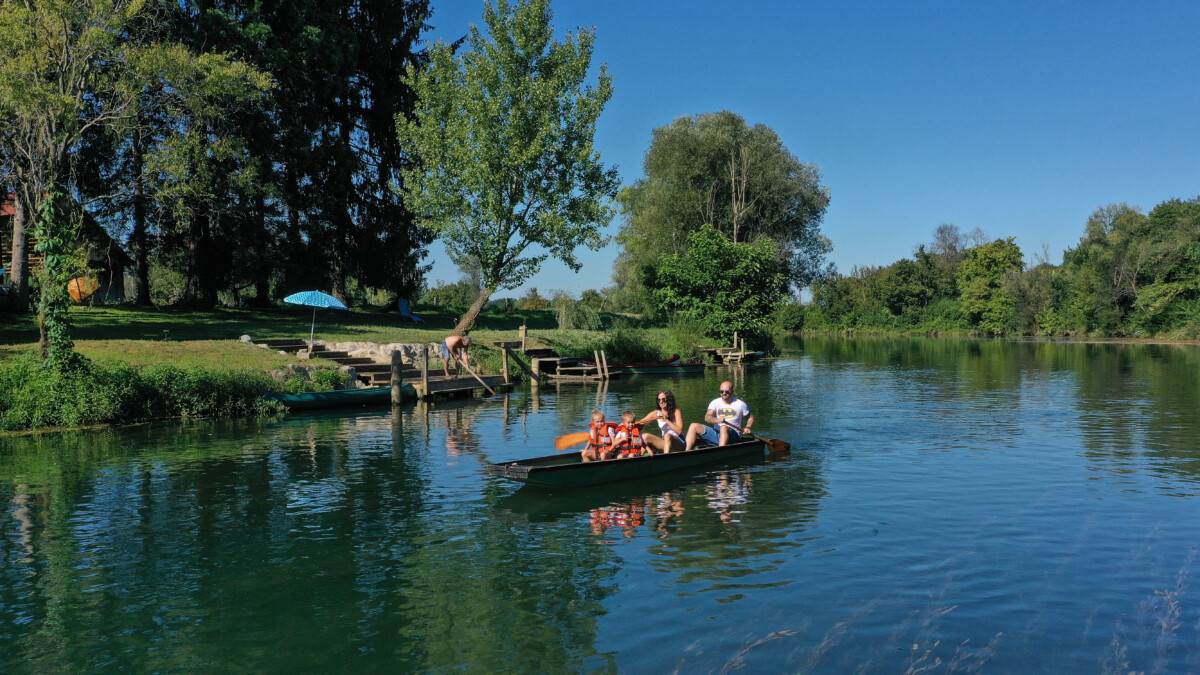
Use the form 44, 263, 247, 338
1, 194, 13, 217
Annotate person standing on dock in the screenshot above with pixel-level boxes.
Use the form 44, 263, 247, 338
684, 381, 754, 451
441, 334, 472, 377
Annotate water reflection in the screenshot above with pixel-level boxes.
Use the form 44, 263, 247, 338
3, 337, 1200, 672
0, 408, 622, 672
795, 335, 1200, 488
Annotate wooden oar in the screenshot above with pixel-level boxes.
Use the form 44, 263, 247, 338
554, 431, 590, 450
712, 421, 789, 454
746, 433, 790, 454
459, 359, 495, 396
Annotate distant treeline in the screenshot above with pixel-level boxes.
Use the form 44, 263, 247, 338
798, 197, 1200, 338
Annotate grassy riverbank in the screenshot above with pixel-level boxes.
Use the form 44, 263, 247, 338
0, 305, 718, 433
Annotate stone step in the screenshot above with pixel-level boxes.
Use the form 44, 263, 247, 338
328, 357, 374, 366
310, 350, 349, 359
524, 348, 558, 358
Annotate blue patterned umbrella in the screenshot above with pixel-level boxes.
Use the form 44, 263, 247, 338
283, 291, 348, 347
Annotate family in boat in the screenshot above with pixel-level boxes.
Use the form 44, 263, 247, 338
580, 381, 755, 462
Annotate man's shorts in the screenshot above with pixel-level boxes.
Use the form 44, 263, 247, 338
698, 424, 741, 446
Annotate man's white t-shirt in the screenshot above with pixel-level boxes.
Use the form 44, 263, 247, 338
707, 397, 751, 431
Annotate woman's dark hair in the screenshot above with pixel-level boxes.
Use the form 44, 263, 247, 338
656, 390, 677, 417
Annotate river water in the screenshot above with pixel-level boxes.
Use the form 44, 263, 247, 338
2, 337, 1199, 673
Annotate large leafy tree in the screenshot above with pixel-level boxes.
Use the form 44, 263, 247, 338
651, 224, 790, 339
149, 0, 433, 305
1060, 200, 1200, 334
617, 111, 831, 303
397, 0, 619, 334
958, 238, 1024, 335
0, 0, 145, 349
0, 0, 270, 354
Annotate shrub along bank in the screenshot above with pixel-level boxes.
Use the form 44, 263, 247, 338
0, 354, 285, 433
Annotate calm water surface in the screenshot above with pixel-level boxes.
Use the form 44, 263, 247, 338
2, 337, 1200, 673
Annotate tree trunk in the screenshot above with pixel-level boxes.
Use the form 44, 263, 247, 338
252, 189, 271, 306
453, 286, 494, 336
131, 129, 151, 305
8, 194, 30, 311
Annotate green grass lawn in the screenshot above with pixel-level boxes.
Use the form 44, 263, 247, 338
0, 304, 656, 370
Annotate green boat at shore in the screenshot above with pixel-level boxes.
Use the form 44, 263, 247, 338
266, 385, 413, 411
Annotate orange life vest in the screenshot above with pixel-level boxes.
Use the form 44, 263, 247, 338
589, 420, 616, 449
614, 422, 645, 457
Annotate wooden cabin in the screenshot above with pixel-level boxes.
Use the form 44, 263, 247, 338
1, 194, 131, 304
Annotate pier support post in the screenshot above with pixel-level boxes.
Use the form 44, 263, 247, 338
390, 349, 403, 406
519, 324, 527, 352
421, 345, 430, 400
501, 347, 510, 384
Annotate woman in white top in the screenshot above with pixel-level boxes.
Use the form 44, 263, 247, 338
638, 389, 686, 454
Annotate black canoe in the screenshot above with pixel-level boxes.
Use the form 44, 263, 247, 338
487, 436, 767, 489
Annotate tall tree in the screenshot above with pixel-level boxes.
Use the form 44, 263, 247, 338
616, 111, 831, 301
651, 224, 789, 339
958, 238, 1024, 335
397, 0, 618, 334
185, 0, 433, 305
0, 0, 149, 356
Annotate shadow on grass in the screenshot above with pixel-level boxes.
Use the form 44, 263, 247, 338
0, 304, 567, 346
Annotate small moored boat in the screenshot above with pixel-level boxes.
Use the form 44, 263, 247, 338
266, 385, 411, 410
487, 436, 767, 489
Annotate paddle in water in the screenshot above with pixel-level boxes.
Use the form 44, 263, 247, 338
720, 421, 790, 454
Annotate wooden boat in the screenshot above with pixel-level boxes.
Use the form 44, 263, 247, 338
487, 436, 766, 489
266, 385, 412, 410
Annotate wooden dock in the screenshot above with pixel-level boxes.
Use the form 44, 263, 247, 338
410, 374, 511, 401
703, 332, 766, 365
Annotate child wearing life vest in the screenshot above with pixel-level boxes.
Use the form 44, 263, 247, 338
582, 409, 617, 463
613, 410, 648, 459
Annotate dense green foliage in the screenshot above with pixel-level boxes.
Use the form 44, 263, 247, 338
2, 0, 434, 322
397, 0, 618, 334
31, 192, 79, 364
613, 111, 830, 311
0, 353, 280, 432
535, 324, 710, 365
957, 238, 1023, 335
804, 198, 1200, 338
650, 224, 789, 340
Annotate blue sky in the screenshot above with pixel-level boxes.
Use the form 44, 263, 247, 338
423, 1, 1200, 296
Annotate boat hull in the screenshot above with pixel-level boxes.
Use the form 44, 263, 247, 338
266, 385, 412, 411
487, 437, 766, 489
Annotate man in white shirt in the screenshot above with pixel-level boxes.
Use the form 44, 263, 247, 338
684, 380, 754, 450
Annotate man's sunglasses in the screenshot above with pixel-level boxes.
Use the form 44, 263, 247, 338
719, 389, 732, 394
